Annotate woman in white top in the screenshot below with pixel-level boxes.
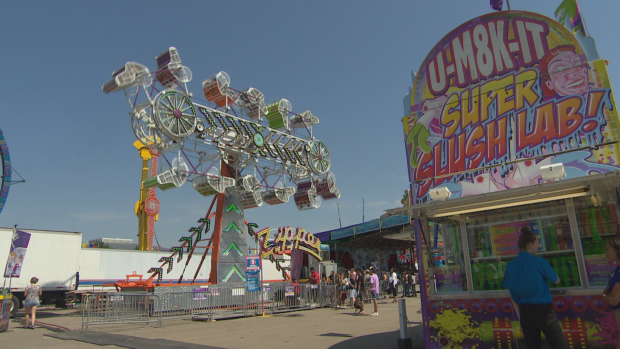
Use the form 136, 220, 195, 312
24, 277, 42, 329
390, 268, 398, 303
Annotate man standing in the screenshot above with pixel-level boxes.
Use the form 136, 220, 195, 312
406, 271, 413, 297
502, 226, 567, 349
309, 267, 320, 304
369, 267, 379, 316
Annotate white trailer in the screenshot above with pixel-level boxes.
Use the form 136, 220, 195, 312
0, 228, 82, 315
76, 248, 286, 293
74, 248, 211, 296
0, 227, 287, 316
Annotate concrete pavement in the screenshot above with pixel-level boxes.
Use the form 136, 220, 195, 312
2, 297, 426, 349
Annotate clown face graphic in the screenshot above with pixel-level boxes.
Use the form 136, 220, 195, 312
540, 45, 589, 98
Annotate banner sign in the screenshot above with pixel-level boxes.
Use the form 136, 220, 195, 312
434, 265, 463, 292
4, 229, 31, 278
206, 287, 219, 297
489, 220, 544, 256
403, 11, 620, 204
285, 285, 295, 297
584, 254, 616, 287
193, 287, 208, 300
246, 270, 260, 292
246, 256, 260, 271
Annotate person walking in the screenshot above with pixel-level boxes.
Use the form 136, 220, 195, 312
403, 271, 409, 297
309, 267, 320, 304
338, 274, 348, 309
23, 277, 42, 329
364, 270, 371, 301
390, 268, 399, 303
356, 268, 365, 314
502, 226, 567, 349
412, 272, 418, 297
382, 270, 389, 295
369, 267, 379, 316
602, 238, 620, 349
348, 270, 358, 308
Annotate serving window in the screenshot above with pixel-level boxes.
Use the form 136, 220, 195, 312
463, 199, 582, 292
428, 218, 469, 293
573, 192, 620, 288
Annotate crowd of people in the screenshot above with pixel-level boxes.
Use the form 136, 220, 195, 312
322, 265, 419, 316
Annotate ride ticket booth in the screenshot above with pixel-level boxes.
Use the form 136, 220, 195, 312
392, 9, 620, 349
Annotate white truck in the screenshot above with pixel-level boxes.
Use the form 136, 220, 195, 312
0, 228, 82, 315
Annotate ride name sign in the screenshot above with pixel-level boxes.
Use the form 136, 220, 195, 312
256, 226, 322, 261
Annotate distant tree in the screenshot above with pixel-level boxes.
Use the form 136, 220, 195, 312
94, 241, 111, 249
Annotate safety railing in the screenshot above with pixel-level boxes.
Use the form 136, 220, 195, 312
82, 283, 339, 330
155, 290, 212, 320
82, 293, 161, 332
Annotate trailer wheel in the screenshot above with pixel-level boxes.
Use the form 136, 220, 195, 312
9, 295, 19, 318
55, 299, 67, 308
66, 293, 77, 304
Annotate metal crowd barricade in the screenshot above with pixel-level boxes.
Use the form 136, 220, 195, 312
320, 283, 336, 308
261, 283, 316, 313
155, 290, 212, 320
82, 293, 161, 332
82, 282, 336, 330
206, 286, 247, 319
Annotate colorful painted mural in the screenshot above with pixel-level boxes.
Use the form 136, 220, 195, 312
426, 295, 616, 349
403, 11, 620, 204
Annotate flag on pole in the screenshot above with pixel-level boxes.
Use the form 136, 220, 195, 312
3, 229, 31, 278
490, 0, 504, 11
555, 0, 586, 36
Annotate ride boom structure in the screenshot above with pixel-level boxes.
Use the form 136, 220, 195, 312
103, 47, 340, 287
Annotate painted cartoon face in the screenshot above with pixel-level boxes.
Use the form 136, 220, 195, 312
545, 51, 588, 97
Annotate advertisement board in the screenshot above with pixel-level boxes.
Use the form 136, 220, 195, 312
403, 11, 620, 204
584, 254, 616, 287
489, 220, 544, 256
434, 265, 463, 292
4, 229, 31, 278
246, 256, 260, 271
246, 270, 260, 292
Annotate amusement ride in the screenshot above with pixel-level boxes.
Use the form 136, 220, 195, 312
0, 129, 11, 217
103, 47, 339, 287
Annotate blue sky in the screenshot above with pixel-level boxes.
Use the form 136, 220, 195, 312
2, 1, 620, 248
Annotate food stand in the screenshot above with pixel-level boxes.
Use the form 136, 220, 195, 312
392, 9, 620, 349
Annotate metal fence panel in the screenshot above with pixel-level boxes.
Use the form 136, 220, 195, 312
81, 282, 338, 330
82, 293, 161, 332
156, 290, 212, 320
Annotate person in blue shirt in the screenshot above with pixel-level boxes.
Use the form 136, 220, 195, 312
502, 226, 567, 349
602, 238, 620, 349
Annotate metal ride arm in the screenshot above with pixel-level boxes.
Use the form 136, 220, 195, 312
177, 196, 218, 284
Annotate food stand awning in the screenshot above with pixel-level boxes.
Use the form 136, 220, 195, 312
385, 171, 609, 220
318, 214, 415, 249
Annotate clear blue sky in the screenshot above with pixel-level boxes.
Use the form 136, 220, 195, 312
2, 1, 619, 248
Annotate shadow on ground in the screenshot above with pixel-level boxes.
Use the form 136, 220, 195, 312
47, 331, 227, 349
327, 325, 425, 349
